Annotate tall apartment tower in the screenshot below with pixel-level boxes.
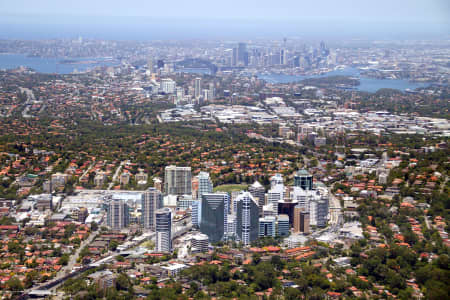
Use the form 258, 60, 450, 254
294, 169, 313, 190
155, 207, 172, 252
141, 187, 162, 230
197, 172, 213, 200
199, 193, 229, 243
194, 77, 202, 99
107, 199, 129, 230
164, 165, 192, 196
235, 192, 259, 246
248, 181, 266, 216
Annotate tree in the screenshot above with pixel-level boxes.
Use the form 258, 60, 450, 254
91, 221, 98, 231
7, 276, 23, 291
107, 240, 119, 251
59, 253, 70, 266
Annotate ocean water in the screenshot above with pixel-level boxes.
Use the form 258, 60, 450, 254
258, 68, 430, 93
0, 53, 117, 74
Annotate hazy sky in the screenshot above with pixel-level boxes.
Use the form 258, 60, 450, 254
1, 0, 449, 22
1, 0, 449, 39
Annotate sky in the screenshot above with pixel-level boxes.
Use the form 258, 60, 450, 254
0, 0, 449, 40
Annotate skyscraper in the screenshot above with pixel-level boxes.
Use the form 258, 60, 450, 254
238, 42, 248, 66
268, 184, 284, 210
164, 165, 192, 196
208, 82, 215, 100
277, 214, 290, 236
300, 211, 310, 234
232, 48, 238, 66
235, 192, 259, 245
155, 207, 172, 252
199, 193, 229, 243
248, 181, 265, 216
293, 206, 303, 233
141, 187, 162, 230
259, 216, 276, 237
197, 172, 213, 200
107, 199, 129, 230
294, 169, 313, 190
192, 199, 201, 228
194, 77, 202, 99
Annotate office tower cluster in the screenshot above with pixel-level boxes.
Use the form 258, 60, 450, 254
257, 170, 329, 238
106, 165, 328, 251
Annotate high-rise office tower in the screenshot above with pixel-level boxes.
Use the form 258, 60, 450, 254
155, 207, 172, 252
268, 184, 284, 210
235, 192, 259, 245
232, 48, 238, 66
164, 165, 192, 196
237, 43, 248, 66
293, 206, 303, 233
192, 199, 201, 228
194, 77, 202, 99
309, 195, 328, 228
248, 181, 266, 216
107, 199, 129, 230
294, 169, 313, 190
141, 187, 162, 230
259, 216, 276, 237
197, 172, 213, 200
300, 211, 310, 234
200, 193, 229, 243
280, 49, 287, 65
317, 196, 329, 228
277, 214, 290, 236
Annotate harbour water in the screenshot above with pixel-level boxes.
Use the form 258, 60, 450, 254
258, 68, 430, 93
0, 53, 117, 74
0, 54, 430, 93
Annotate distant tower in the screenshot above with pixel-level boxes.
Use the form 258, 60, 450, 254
237, 43, 248, 66
155, 207, 172, 252
147, 58, 153, 73
107, 199, 129, 230
194, 78, 202, 99
235, 192, 259, 245
141, 188, 162, 230
232, 48, 238, 66
208, 82, 215, 100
